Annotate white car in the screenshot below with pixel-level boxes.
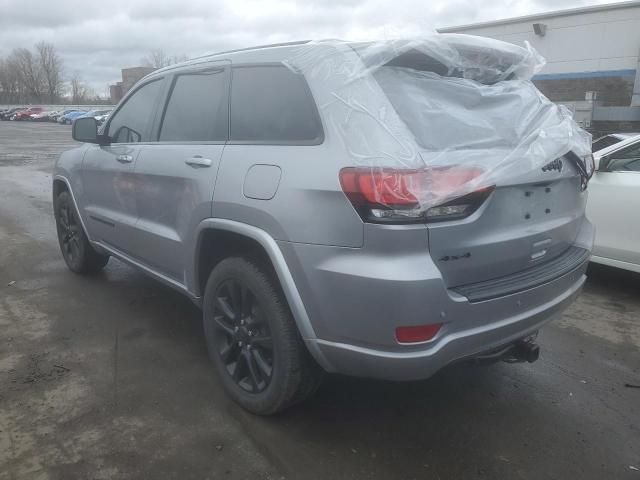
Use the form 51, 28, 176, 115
588, 134, 640, 272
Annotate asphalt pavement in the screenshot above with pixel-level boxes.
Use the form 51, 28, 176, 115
1, 122, 639, 480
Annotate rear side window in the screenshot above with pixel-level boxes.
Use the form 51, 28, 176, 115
160, 68, 229, 142
108, 79, 162, 143
230, 65, 322, 143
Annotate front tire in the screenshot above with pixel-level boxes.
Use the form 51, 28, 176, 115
203, 256, 323, 415
54, 191, 109, 273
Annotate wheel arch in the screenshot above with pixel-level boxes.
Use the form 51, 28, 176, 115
191, 219, 333, 371
53, 177, 69, 199
52, 175, 93, 242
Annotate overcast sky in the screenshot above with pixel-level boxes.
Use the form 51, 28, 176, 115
0, 0, 609, 93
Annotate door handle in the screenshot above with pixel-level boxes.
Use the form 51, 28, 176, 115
185, 156, 212, 168
116, 154, 133, 163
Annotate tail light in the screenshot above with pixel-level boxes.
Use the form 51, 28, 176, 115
339, 166, 493, 224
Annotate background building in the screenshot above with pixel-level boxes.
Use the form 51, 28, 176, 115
109, 82, 123, 103
438, 0, 640, 135
109, 66, 156, 104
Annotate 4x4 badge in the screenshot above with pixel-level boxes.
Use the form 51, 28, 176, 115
542, 158, 563, 172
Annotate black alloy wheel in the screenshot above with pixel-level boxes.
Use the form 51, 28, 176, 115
54, 191, 109, 273
213, 279, 274, 393
57, 200, 82, 265
203, 256, 324, 414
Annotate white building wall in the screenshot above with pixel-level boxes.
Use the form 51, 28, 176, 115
439, 2, 640, 76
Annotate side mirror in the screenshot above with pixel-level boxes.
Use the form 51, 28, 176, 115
72, 117, 109, 145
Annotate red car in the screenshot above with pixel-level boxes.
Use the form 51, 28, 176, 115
11, 107, 43, 121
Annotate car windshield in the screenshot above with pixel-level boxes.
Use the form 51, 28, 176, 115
592, 135, 622, 152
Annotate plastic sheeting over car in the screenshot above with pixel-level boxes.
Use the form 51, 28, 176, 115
283, 35, 592, 218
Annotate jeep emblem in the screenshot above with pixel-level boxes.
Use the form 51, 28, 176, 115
542, 158, 563, 173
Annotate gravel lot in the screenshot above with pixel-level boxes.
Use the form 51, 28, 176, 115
1, 121, 639, 480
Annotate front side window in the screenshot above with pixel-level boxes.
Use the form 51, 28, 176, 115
159, 68, 229, 142
108, 79, 163, 143
230, 65, 322, 143
607, 142, 640, 172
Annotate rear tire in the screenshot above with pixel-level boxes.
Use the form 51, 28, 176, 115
54, 191, 109, 274
203, 256, 323, 415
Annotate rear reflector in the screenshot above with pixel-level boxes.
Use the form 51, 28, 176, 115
395, 323, 443, 343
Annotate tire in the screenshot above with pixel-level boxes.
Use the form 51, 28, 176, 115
54, 191, 109, 273
203, 256, 323, 415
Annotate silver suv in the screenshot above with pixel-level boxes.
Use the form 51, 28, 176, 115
53, 38, 594, 414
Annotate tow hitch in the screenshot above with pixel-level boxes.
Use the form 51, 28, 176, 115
471, 334, 540, 365
502, 339, 540, 364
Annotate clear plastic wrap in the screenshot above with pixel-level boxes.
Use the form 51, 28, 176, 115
283, 34, 592, 216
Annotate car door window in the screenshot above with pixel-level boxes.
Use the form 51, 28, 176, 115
607, 143, 640, 172
108, 79, 163, 143
230, 65, 323, 143
159, 69, 229, 142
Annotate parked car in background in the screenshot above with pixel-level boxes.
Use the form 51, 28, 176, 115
54, 38, 594, 414
1, 107, 26, 120
95, 111, 112, 126
50, 110, 78, 123
31, 110, 58, 122
58, 110, 87, 125
592, 133, 639, 152
0, 107, 24, 120
588, 135, 640, 272
73, 109, 113, 124
11, 107, 43, 121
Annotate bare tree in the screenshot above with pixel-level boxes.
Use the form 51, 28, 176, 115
172, 53, 189, 64
70, 72, 88, 104
143, 49, 169, 68
36, 41, 64, 103
0, 57, 21, 103
11, 48, 44, 101
142, 49, 188, 68
0, 41, 67, 104
0, 59, 6, 102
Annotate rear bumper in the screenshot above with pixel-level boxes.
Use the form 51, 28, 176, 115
279, 220, 593, 380
306, 272, 584, 380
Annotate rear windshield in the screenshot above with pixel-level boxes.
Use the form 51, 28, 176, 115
372, 52, 544, 151
353, 45, 522, 84
367, 40, 552, 151
361, 44, 545, 151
